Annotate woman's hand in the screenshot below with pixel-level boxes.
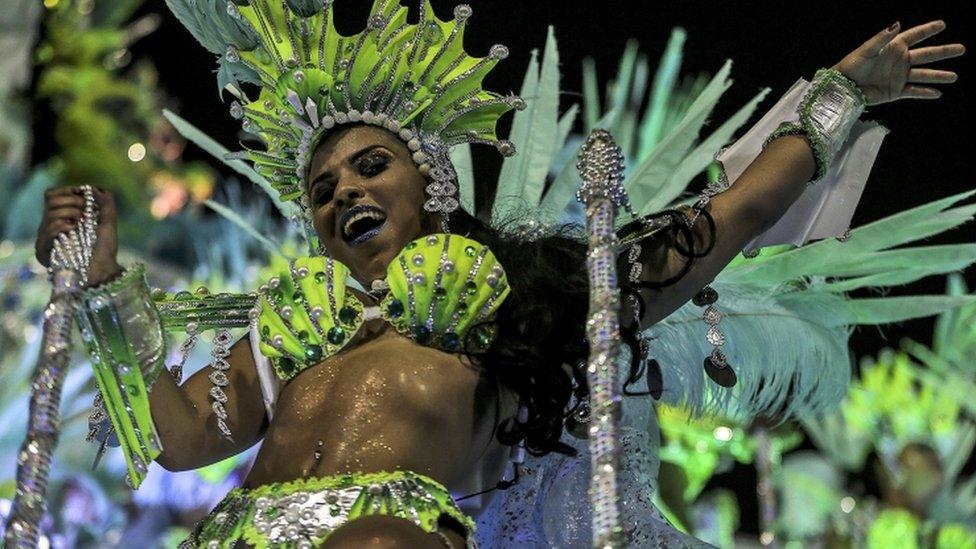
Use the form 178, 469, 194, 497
833, 20, 965, 105
35, 187, 122, 286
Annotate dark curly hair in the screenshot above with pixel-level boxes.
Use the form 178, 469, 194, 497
450, 204, 717, 460
450, 209, 590, 457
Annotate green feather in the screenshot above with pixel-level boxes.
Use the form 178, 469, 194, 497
725, 190, 976, 285
638, 28, 686, 156
450, 144, 475, 215
493, 27, 560, 222
627, 60, 733, 215
582, 57, 600, 132
163, 109, 300, 221
847, 295, 976, 325
538, 109, 619, 220
640, 86, 770, 214
812, 244, 976, 292
204, 199, 287, 259
604, 40, 640, 136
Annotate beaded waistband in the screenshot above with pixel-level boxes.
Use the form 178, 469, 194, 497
181, 470, 475, 548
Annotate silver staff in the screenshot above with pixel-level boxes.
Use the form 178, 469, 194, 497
4, 186, 98, 548
576, 130, 629, 548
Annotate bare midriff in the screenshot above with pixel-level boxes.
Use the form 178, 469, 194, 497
241, 318, 513, 499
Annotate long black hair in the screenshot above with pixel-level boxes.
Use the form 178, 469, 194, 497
450, 204, 716, 458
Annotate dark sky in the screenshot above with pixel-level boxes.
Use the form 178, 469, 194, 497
115, 0, 976, 534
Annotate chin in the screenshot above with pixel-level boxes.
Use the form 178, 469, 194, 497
342, 227, 405, 280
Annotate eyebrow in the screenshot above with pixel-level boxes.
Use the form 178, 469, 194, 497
307, 144, 389, 193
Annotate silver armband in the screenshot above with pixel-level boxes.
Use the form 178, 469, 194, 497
765, 68, 867, 182
78, 264, 166, 387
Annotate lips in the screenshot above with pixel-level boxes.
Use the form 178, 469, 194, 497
338, 204, 388, 245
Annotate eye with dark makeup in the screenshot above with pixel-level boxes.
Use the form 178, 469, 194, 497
357, 152, 390, 177
311, 178, 336, 206
310, 151, 390, 207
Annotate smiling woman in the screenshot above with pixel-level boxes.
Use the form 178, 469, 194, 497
308, 125, 434, 284
14, 0, 969, 547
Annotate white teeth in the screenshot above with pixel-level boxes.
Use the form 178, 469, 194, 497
343, 210, 385, 237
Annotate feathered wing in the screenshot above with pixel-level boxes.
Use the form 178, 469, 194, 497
649, 191, 976, 419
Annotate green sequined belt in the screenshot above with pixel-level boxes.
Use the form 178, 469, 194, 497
179, 470, 476, 548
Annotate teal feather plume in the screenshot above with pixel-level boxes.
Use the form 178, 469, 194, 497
650, 192, 976, 418
163, 109, 300, 222
493, 26, 561, 225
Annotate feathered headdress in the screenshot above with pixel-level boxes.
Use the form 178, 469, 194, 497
166, 0, 522, 232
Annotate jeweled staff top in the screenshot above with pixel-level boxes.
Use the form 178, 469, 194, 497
577, 130, 629, 548
167, 0, 524, 235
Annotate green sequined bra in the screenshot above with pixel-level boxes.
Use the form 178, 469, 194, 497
257, 233, 510, 381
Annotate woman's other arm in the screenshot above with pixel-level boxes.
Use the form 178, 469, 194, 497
631, 21, 964, 328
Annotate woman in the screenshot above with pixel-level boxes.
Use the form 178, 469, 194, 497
32, 0, 963, 546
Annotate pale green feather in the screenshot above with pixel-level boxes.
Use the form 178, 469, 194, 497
537, 109, 619, 220
163, 109, 300, 221
554, 104, 580, 166
640, 86, 770, 213
627, 60, 733, 215
204, 199, 287, 259
604, 40, 640, 137
582, 57, 600, 131
638, 28, 686, 156
847, 295, 976, 325
450, 143, 475, 215
493, 27, 560, 222
813, 244, 976, 292
724, 190, 976, 285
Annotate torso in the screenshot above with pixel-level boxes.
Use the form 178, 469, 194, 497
241, 307, 516, 508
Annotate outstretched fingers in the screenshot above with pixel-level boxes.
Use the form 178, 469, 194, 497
910, 43, 966, 65
899, 20, 947, 47
901, 85, 943, 100
908, 68, 958, 84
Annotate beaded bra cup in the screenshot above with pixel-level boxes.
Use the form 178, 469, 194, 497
257, 233, 510, 381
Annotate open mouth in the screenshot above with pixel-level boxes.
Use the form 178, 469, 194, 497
338, 204, 387, 245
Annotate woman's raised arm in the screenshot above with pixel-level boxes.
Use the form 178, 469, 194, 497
629, 20, 964, 329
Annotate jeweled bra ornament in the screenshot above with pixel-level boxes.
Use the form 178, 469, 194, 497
166, 0, 524, 241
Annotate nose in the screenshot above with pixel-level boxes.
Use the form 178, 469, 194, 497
333, 180, 365, 209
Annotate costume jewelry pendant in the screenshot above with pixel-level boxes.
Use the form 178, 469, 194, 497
694, 285, 737, 388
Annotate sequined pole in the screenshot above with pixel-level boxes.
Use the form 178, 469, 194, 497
4, 186, 97, 547
576, 130, 628, 548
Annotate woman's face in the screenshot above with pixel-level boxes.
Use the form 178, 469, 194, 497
307, 125, 433, 284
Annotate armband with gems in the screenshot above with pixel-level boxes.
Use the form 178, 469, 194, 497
75, 264, 166, 488
764, 68, 867, 182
